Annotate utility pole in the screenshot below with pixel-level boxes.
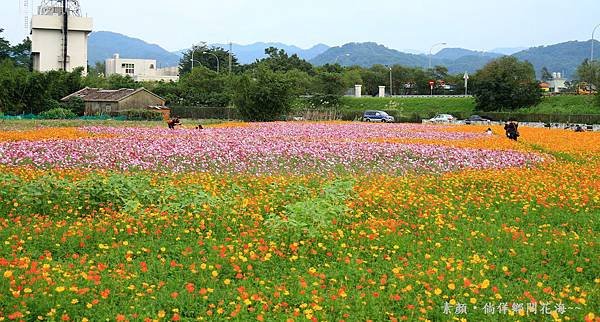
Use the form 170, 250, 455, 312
229, 42, 233, 75
463, 72, 469, 96
389, 66, 393, 96
62, 0, 68, 71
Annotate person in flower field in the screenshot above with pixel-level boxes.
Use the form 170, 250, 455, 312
168, 118, 181, 130
504, 120, 519, 141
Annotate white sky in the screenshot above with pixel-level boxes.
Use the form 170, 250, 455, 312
2, 0, 599, 52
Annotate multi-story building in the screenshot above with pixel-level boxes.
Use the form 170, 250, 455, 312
105, 54, 180, 82
31, 0, 93, 74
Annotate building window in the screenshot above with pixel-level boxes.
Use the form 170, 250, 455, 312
149, 64, 155, 69
121, 63, 135, 74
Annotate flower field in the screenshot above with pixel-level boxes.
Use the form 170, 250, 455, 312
0, 122, 598, 321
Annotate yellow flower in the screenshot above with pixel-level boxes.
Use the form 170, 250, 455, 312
211, 270, 218, 277
448, 283, 456, 290
223, 279, 231, 285
480, 279, 490, 289
55, 286, 66, 293
434, 288, 442, 295
3, 271, 12, 278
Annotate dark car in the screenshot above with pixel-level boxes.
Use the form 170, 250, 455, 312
464, 115, 491, 124
362, 110, 395, 123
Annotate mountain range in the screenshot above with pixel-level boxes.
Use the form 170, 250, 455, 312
88, 31, 599, 79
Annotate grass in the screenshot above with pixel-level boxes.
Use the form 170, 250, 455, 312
338, 95, 600, 117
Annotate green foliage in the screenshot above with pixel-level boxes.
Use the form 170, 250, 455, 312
117, 109, 164, 121
233, 66, 295, 121
541, 66, 552, 81
253, 47, 314, 74
179, 66, 231, 107
265, 180, 355, 241
472, 56, 542, 111
62, 97, 86, 116
179, 43, 239, 75
596, 92, 600, 108
106, 74, 140, 90
576, 59, 600, 87
39, 107, 77, 119
0, 29, 10, 61
0, 172, 215, 218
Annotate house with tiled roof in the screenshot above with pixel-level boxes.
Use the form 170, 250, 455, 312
61, 87, 168, 118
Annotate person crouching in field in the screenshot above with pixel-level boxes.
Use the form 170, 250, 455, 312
168, 118, 181, 130
504, 121, 519, 141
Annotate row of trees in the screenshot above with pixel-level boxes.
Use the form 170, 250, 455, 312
1, 28, 599, 120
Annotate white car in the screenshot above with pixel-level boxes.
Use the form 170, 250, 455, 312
427, 114, 456, 123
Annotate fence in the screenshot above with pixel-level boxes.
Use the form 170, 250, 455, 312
170, 106, 239, 120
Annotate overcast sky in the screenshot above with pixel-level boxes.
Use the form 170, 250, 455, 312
2, 0, 599, 52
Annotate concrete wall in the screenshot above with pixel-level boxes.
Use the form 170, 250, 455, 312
31, 15, 92, 74
105, 56, 180, 81
105, 56, 158, 77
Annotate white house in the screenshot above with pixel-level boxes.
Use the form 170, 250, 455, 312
105, 54, 179, 82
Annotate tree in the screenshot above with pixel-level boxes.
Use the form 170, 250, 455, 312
0, 59, 29, 113
179, 43, 239, 75
471, 56, 541, 111
179, 66, 230, 107
541, 67, 553, 82
233, 66, 294, 121
253, 47, 314, 74
11, 38, 31, 68
576, 59, 600, 88
106, 74, 140, 90
0, 29, 11, 61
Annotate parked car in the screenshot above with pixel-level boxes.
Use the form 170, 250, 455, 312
427, 114, 456, 123
363, 110, 395, 123
464, 115, 491, 124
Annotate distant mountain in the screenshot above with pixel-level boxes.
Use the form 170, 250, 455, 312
311, 40, 598, 78
490, 47, 528, 55
512, 40, 598, 78
434, 48, 501, 61
310, 42, 494, 74
175, 42, 330, 64
310, 42, 428, 67
88, 31, 181, 67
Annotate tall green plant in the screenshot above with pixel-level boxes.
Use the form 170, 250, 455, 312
233, 66, 294, 121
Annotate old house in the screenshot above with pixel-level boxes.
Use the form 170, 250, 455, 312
61, 87, 169, 118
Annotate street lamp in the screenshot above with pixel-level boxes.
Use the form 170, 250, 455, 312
386, 65, 393, 96
191, 44, 198, 70
591, 23, 600, 62
429, 42, 447, 69
203, 52, 220, 73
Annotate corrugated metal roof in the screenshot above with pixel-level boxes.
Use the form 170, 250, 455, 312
61, 87, 164, 103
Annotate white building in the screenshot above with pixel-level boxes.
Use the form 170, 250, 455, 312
105, 54, 180, 82
31, 0, 93, 74
547, 72, 568, 93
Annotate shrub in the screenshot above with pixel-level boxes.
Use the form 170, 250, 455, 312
39, 107, 77, 119
44, 98, 63, 111
117, 109, 164, 121
62, 97, 85, 116
265, 180, 355, 242
233, 66, 294, 122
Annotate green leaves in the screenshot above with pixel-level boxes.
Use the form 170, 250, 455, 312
265, 179, 355, 241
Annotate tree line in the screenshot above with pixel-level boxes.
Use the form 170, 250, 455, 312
1, 29, 598, 120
